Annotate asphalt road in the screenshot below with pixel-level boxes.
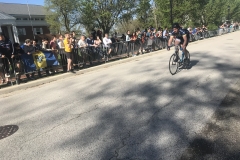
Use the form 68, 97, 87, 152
0, 31, 240, 160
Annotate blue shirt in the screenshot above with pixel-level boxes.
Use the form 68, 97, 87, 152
86, 38, 94, 46
171, 29, 186, 39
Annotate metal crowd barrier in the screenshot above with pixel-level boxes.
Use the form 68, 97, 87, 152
0, 27, 239, 88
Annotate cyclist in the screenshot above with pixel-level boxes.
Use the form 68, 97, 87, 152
167, 23, 189, 62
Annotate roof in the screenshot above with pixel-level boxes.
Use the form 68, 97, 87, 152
0, 3, 46, 16
0, 11, 16, 20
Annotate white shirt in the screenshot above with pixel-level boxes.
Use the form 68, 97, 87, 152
103, 37, 112, 48
58, 39, 64, 49
78, 39, 88, 48
126, 35, 130, 41
163, 30, 168, 38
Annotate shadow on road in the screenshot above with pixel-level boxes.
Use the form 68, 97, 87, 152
189, 60, 199, 69
1, 50, 240, 159
180, 79, 240, 160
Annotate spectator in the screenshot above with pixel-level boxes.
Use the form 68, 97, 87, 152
130, 32, 138, 56
202, 25, 208, 38
162, 27, 169, 48
78, 35, 88, 48
50, 35, 59, 73
146, 28, 151, 37
41, 39, 49, 50
202, 25, 208, 32
192, 28, 198, 34
103, 33, 112, 60
187, 26, 192, 33
97, 29, 102, 41
131, 32, 137, 41
126, 30, 131, 57
94, 36, 102, 47
71, 31, 77, 49
121, 34, 126, 41
78, 35, 88, 64
86, 35, 95, 64
126, 30, 131, 42
156, 28, 162, 38
57, 35, 65, 49
137, 29, 143, 54
50, 35, 58, 58
33, 39, 41, 51
94, 36, 102, 62
32, 39, 47, 77
0, 33, 13, 84
23, 39, 36, 80
110, 34, 117, 54
197, 27, 203, 38
12, 43, 24, 83
0, 44, 5, 84
163, 27, 169, 38
63, 32, 74, 73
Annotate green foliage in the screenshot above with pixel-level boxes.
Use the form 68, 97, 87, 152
153, 0, 240, 29
45, 0, 240, 34
207, 23, 219, 30
78, 0, 136, 34
44, 0, 80, 32
135, 0, 154, 28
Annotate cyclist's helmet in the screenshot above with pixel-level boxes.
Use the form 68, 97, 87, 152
172, 23, 180, 29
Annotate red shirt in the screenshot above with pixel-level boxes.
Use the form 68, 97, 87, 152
50, 40, 57, 50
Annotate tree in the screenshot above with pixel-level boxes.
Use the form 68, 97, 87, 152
135, 0, 154, 29
78, 0, 136, 35
44, 0, 80, 32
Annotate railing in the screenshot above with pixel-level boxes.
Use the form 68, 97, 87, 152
0, 27, 239, 88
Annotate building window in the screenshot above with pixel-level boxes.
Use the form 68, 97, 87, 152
16, 18, 21, 20
34, 28, 43, 35
17, 28, 26, 35
35, 18, 40, 20
22, 18, 28, 20
40, 18, 44, 21
30, 18, 34, 20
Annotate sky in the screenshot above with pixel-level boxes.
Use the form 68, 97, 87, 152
0, 0, 44, 5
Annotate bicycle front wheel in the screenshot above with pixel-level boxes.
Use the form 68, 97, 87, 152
169, 54, 179, 75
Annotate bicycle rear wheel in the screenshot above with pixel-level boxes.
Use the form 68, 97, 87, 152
169, 53, 179, 75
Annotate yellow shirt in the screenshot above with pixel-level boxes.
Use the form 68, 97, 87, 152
63, 38, 72, 52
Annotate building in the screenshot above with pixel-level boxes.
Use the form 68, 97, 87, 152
0, 2, 50, 44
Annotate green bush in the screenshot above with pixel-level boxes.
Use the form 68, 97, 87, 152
207, 24, 218, 30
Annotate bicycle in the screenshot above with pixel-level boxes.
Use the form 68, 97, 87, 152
169, 45, 190, 75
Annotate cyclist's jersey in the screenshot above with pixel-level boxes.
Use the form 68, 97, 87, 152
171, 29, 188, 39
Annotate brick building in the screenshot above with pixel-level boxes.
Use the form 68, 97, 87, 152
0, 2, 50, 44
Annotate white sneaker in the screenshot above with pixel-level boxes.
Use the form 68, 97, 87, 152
5, 73, 10, 78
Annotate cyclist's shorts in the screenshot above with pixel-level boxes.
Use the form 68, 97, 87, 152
177, 37, 189, 46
